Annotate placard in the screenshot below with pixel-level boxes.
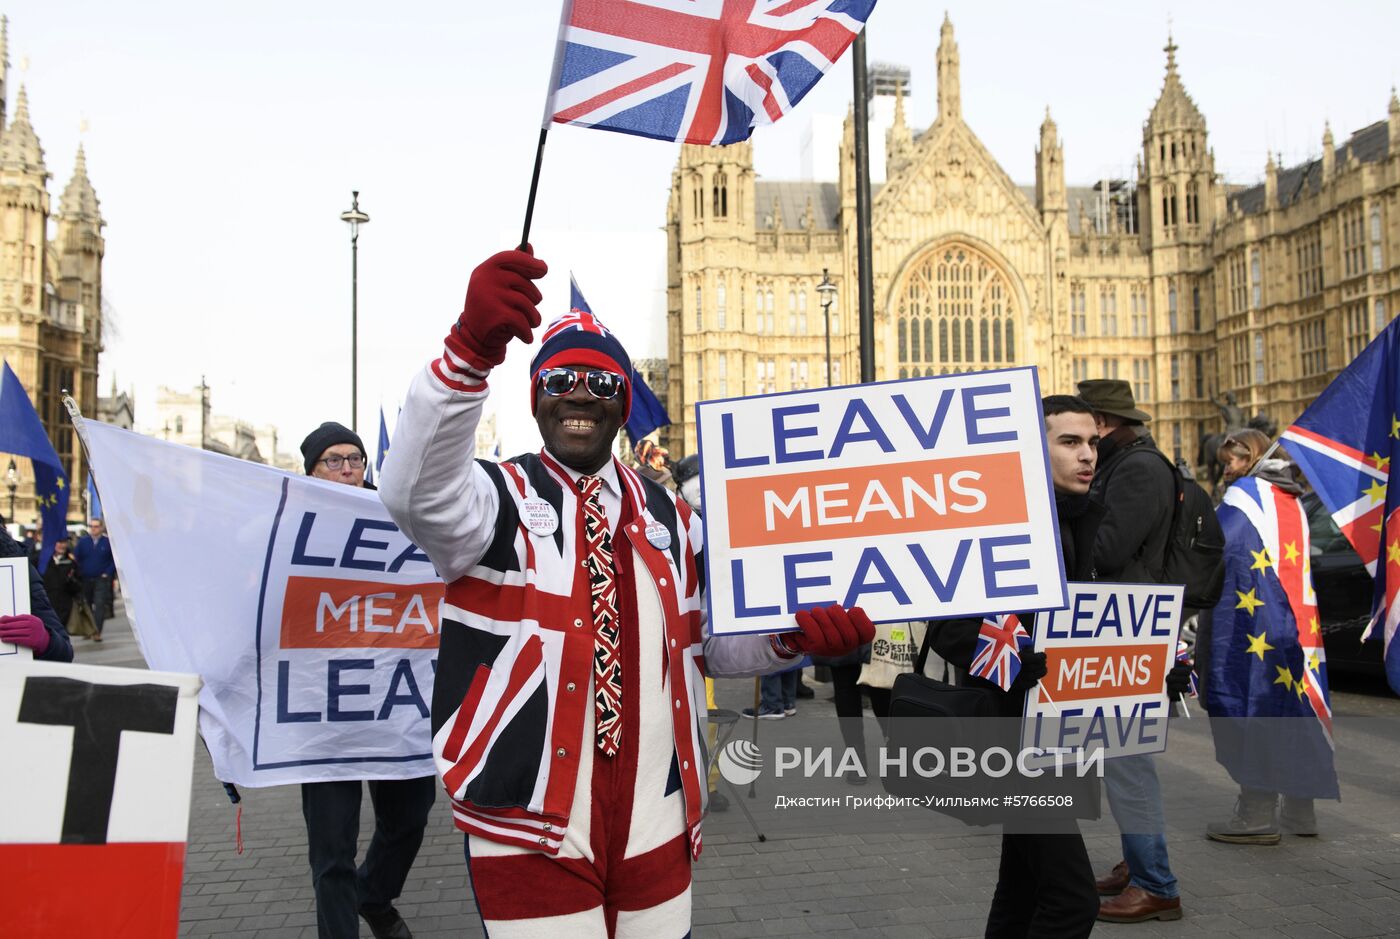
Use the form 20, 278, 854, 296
0, 556, 33, 663
695, 368, 1065, 634
1021, 582, 1184, 765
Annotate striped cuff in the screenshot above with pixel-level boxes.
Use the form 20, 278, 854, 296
769, 633, 801, 659
431, 347, 490, 393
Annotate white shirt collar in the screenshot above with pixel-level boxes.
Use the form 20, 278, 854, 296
544, 449, 621, 497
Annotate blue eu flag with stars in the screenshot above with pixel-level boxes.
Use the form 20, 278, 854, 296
0, 361, 71, 572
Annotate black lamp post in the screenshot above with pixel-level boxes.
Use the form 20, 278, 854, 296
817, 268, 837, 387
340, 191, 370, 433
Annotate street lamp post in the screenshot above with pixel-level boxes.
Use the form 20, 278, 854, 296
6, 459, 16, 525
340, 191, 370, 433
817, 268, 837, 387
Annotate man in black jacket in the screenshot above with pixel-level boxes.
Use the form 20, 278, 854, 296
932, 395, 1103, 939
1076, 380, 1183, 924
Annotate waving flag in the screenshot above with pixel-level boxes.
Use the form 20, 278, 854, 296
1175, 640, 1198, 698
1206, 476, 1337, 798
1282, 317, 1400, 694
568, 275, 673, 444
546, 0, 877, 145
969, 613, 1030, 692
0, 362, 70, 572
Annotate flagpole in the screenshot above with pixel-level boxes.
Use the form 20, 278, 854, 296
518, 127, 550, 250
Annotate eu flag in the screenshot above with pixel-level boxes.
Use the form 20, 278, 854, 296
376, 407, 390, 474
1282, 316, 1400, 694
1206, 476, 1337, 799
0, 361, 71, 572
568, 275, 672, 445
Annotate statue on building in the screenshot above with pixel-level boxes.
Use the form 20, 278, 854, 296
1211, 391, 1248, 432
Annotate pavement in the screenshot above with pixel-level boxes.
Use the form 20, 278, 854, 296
74, 605, 1400, 939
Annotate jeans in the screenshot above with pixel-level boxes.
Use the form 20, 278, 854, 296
1104, 754, 1178, 899
760, 670, 798, 712
82, 576, 113, 636
301, 776, 437, 939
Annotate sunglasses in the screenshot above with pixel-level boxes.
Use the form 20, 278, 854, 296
537, 367, 627, 401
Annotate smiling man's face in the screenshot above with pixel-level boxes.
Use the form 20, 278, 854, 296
536, 364, 627, 474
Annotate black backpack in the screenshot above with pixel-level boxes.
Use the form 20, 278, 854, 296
1105, 446, 1226, 609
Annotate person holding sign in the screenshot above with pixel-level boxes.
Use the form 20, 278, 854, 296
1077, 380, 1185, 924
1201, 434, 1338, 843
930, 395, 1104, 939
379, 248, 873, 937
0, 519, 73, 663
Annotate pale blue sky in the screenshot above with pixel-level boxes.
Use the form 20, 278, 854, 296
10, 1, 1399, 457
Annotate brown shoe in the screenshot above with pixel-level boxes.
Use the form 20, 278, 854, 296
1097, 885, 1182, 923
1095, 860, 1130, 896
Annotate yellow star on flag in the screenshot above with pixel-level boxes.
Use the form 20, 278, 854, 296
1364, 479, 1388, 505
1389, 541, 1400, 566
54, 477, 64, 490
1245, 631, 1274, 660
1282, 541, 1300, 564
1370, 452, 1392, 471
1295, 674, 1310, 700
1307, 651, 1322, 672
1273, 665, 1294, 689
1236, 588, 1265, 615
1392, 414, 1400, 439
1309, 616, 1321, 635
1250, 547, 1273, 572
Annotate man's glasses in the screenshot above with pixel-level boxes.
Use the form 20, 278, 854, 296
319, 454, 365, 471
537, 367, 627, 401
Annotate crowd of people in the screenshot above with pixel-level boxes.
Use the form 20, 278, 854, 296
0, 247, 1342, 939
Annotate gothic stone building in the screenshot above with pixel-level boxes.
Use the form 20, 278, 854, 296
665, 17, 1400, 467
0, 17, 105, 525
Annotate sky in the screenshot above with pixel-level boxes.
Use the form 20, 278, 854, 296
10, 0, 1400, 459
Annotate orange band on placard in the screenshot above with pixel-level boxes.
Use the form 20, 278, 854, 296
279, 575, 444, 649
1041, 644, 1168, 702
725, 452, 1028, 548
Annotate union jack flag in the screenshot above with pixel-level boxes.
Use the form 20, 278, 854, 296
545, 0, 877, 145
539, 283, 615, 345
969, 613, 1031, 692
1176, 639, 1198, 698
1283, 315, 1400, 695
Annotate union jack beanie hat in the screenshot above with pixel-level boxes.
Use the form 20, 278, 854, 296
529, 309, 633, 421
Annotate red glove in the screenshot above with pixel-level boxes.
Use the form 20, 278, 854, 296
774, 604, 875, 658
0, 614, 50, 656
444, 248, 549, 373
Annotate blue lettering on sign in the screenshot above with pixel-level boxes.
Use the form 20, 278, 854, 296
829, 399, 896, 458
843, 547, 911, 609
962, 384, 1017, 444
277, 660, 320, 723
291, 512, 336, 567
340, 519, 398, 571
892, 389, 956, 449
327, 659, 376, 722
907, 540, 972, 602
721, 411, 769, 469
388, 542, 433, 574
981, 534, 1035, 597
732, 558, 780, 618
377, 658, 430, 719
784, 551, 835, 612
773, 404, 823, 464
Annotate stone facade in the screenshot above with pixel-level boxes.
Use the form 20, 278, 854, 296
0, 17, 105, 524
665, 17, 1399, 469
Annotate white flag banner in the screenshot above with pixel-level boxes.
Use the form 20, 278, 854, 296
78, 418, 440, 786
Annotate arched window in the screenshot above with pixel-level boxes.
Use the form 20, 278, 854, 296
898, 319, 908, 360
765, 290, 775, 334
175, 415, 184, 434
713, 172, 728, 218
899, 367, 908, 380
716, 280, 727, 329
1168, 284, 1178, 332
755, 288, 764, 333
788, 291, 797, 334
1185, 181, 1199, 224
798, 290, 807, 334
695, 285, 703, 330
896, 243, 1020, 374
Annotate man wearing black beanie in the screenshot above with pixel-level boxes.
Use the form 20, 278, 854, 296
296, 421, 435, 939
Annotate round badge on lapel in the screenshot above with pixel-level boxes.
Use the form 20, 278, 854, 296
644, 521, 673, 551
521, 498, 559, 536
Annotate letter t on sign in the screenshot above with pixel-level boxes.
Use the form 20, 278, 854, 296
18, 677, 179, 844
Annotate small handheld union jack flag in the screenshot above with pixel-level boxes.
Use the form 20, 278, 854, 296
969, 613, 1031, 692
544, 0, 877, 146
1175, 640, 1199, 698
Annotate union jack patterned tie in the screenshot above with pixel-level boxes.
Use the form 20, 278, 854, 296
579, 475, 622, 756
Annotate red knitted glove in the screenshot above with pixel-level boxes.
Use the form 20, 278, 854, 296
773, 604, 875, 658
0, 613, 50, 656
435, 248, 548, 389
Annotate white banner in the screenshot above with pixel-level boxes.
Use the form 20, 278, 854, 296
1, 556, 33, 662
695, 369, 1065, 634
1021, 582, 1183, 765
79, 419, 439, 786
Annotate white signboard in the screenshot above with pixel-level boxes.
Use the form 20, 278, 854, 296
0, 556, 33, 663
695, 368, 1065, 635
79, 419, 439, 786
1021, 582, 1184, 765
0, 660, 202, 937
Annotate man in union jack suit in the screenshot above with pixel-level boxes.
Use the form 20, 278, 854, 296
380, 248, 873, 937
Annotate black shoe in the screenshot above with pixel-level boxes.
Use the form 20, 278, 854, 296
360, 906, 413, 939
795, 681, 815, 699
709, 789, 730, 812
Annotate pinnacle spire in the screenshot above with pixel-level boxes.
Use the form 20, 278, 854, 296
1147, 33, 1205, 133
59, 142, 102, 225
1164, 31, 1178, 76
1390, 86, 1399, 114
936, 12, 961, 121
0, 83, 47, 174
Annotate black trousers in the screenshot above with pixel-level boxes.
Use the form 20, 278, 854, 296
830, 664, 895, 760
986, 830, 1098, 939
301, 776, 437, 939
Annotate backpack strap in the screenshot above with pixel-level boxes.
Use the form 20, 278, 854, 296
1097, 442, 1184, 572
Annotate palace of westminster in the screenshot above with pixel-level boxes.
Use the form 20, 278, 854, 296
4, 14, 1400, 524
662, 16, 1400, 464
